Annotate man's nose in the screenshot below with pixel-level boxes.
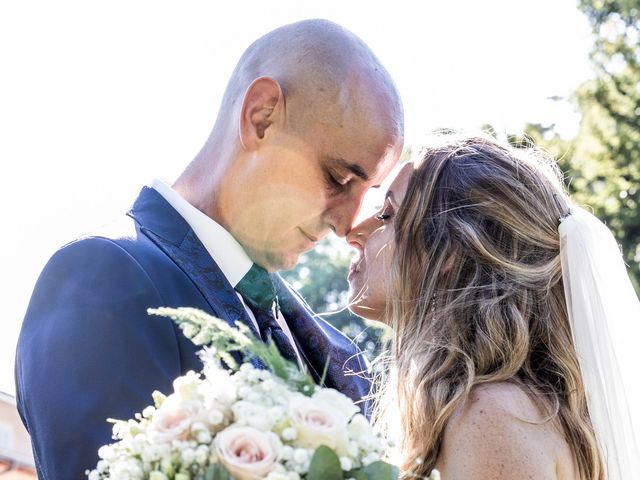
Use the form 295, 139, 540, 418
327, 191, 366, 238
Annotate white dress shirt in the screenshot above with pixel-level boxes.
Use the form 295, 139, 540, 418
151, 180, 304, 367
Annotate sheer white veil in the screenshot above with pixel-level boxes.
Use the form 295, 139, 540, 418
559, 205, 640, 478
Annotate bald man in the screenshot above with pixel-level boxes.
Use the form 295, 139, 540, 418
16, 19, 403, 479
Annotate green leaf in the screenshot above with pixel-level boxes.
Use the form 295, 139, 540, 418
149, 307, 318, 393
307, 445, 343, 480
344, 468, 368, 480
353, 461, 399, 480
204, 463, 231, 480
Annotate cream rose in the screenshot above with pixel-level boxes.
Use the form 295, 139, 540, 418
288, 395, 349, 456
172, 370, 201, 401
149, 397, 198, 443
214, 426, 281, 480
311, 389, 359, 422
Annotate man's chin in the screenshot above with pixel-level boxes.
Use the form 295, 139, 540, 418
273, 253, 300, 272
252, 249, 301, 273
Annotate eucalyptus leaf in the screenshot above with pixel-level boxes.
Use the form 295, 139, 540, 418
344, 468, 368, 480
204, 463, 231, 480
307, 445, 343, 480
361, 460, 400, 480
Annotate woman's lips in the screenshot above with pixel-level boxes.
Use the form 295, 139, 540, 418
348, 257, 363, 281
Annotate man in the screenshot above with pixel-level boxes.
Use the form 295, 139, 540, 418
16, 19, 403, 479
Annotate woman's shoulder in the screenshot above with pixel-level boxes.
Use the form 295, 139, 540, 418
435, 382, 573, 479
446, 382, 555, 444
459, 382, 550, 422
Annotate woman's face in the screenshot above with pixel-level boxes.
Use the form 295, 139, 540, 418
346, 163, 414, 321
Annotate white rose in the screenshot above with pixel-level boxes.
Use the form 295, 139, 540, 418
347, 413, 373, 439
288, 395, 349, 456
311, 389, 359, 422
150, 397, 199, 443
173, 371, 201, 401
214, 426, 282, 480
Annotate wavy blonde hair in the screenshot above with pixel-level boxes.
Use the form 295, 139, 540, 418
374, 135, 604, 479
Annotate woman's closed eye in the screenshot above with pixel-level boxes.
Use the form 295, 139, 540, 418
375, 203, 395, 223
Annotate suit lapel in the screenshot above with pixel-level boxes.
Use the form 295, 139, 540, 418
128, 187, 371, 411
272, 274, 372, 409
128, 187, 259, 338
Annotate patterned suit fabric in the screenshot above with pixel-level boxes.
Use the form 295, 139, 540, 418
15, 187, 371, 480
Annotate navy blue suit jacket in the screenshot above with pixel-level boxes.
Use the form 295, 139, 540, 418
15, 187, 371, 480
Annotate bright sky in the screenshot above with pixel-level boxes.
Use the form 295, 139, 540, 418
0, 1, 593, 395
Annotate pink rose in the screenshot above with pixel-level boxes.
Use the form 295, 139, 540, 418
214, 426, 281, 479
150, 398, 198, 443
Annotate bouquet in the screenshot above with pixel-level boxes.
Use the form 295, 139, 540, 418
86, 307, 439, 480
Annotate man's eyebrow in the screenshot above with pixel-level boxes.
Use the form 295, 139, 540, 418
334, 157, 369, 182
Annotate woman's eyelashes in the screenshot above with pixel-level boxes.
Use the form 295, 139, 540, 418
375, 202, 395, 223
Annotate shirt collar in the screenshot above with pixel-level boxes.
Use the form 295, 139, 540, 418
150, 179, 252, 287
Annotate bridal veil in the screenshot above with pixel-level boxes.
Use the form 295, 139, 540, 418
559, 205, 640, 478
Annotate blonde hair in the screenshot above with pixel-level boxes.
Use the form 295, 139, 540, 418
375, 134, 604, 479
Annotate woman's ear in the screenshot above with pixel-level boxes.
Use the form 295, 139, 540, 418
238, 77, 285, 150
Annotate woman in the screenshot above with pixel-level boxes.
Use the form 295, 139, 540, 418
346, 134, 639, 479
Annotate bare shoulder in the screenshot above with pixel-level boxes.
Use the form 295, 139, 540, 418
454, 382, 551, 424
435, 382, 567, 479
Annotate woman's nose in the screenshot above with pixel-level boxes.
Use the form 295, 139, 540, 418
346, 218, 373, 251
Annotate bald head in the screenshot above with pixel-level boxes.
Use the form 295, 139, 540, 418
215, 19, 403, 141
180, 19, 404, 272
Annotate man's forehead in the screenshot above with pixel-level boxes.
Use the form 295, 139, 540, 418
369, 141, 403, 185
379, 158, 410, 192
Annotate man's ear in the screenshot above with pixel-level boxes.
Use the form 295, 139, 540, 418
239, 77, 285, 150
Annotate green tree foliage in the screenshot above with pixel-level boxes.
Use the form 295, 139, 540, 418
281, 238, 389, 360
573, 0, 640, 290
282, 150, 413, 358
285, 3, 640, 356
515, 1, 640, 291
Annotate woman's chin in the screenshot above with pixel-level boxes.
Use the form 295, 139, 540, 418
347, 279, 385, 321
348, 300, 384, 322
